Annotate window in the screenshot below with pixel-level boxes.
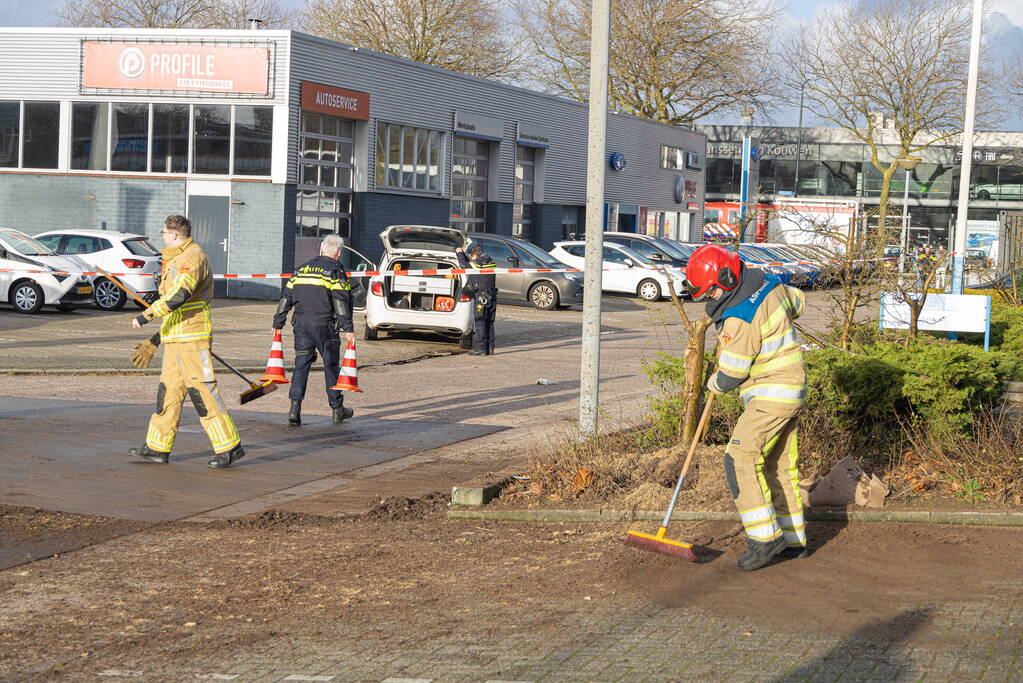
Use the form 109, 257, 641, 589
34, 234, 61, 251
603, 246, 631, 264
111, 103, 149, 172
660, 145, 686, 170
513, 146, 535, 239
64, 235, 109, 254
22, 102, 59, 169
562, 205, 580, 240
450, 136, 489, 232
476, 238, 516, 266
512, 241, 562, 268
152, 104, 189, 173
233, 106, 273, 176
564, 244, 585, 257
376, 122, 441, 191
0, 101, 17, 167
72, 102, 110, 170
124, 238, 159, 256
192, 105, 230, 174
296, 111, 355, 239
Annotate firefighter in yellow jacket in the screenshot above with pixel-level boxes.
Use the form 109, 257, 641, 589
685, 244, 807, 571
127, 215, 245, 469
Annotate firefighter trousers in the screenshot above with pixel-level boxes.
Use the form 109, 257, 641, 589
145, 342, 241, 455
724, 403, 805, 548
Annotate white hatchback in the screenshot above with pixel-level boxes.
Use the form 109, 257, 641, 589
364, 225, 474, 348
549, 240, 686, 301
0, 228, 92, 313
35, 229, 161, 311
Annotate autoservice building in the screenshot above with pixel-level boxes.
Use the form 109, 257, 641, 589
0, 27, 706, 298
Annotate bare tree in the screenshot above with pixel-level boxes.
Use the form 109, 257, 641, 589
302, 0, 520, 81
785, 0, 997, 244
56, 0, 295, 28
515, 0, 782, 125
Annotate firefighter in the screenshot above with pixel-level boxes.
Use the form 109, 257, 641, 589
685, 244, 808, 571
127, 215, 245, 469
272, 234, 355, 426
456, 244, 497, 356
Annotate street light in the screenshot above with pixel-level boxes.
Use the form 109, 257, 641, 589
896, 155, 922, 274
794, 79, 809, 196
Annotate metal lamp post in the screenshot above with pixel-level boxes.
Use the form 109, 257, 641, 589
896, 156, 922, 274
794, 79, 808, 196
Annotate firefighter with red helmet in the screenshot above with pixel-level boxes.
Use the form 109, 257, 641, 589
686, 244, 808, 571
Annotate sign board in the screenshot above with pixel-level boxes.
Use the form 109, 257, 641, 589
454, 112, 503, 141
738, 136, 760, 240
880, 292, 991, 350
82, 42, 270, 94
301, 81, 370, 120
517, 122, 550, 148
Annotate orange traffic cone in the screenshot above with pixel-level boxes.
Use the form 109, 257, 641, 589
260, 329, 290, 384
330, 338, 362, 392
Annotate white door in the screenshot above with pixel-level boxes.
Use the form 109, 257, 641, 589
600, 246, 635, 293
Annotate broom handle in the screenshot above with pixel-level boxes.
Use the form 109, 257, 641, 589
98, 267, 255, 386
660, 393, 715, 529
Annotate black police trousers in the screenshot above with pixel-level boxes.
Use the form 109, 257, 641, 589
472, 289, 497, 354
289, 320, 344, 409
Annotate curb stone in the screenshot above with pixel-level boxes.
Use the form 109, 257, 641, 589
447, 507, 1023, 527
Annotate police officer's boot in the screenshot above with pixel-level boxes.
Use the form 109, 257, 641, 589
288, 400, 302, 426
737, 536, 787, 571
128, 445, 168, 464
332, 406, 354, 424
207, 445, 246, 469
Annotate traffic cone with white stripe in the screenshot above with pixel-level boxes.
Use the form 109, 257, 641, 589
330, 338, 363, 392
259, 329, 290, 384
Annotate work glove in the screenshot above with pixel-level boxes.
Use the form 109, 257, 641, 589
130, 333, 161, 369
705, 372, 723, 395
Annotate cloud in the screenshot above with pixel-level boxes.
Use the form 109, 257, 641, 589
989, 1, 1023, 27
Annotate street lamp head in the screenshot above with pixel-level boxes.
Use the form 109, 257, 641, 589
897, 156, 922, 170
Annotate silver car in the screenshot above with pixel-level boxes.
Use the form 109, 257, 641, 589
466, 233, 584, 310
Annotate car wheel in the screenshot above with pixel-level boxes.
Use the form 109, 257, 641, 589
459, 331, 474, 350
93, 277, 127, 311
57, 304, 77, 312
528, 281, 560, 310
11, 281, 44, 314
637, 278, 662, 301
364, 322, 379, 341
977, 190, 990, 200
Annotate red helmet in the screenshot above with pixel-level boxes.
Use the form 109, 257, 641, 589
685, 244, 742, 300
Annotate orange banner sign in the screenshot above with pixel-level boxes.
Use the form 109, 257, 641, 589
82, 42, 270, 95
301, 81, 370, 120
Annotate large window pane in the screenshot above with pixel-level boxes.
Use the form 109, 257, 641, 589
71, 102, 109, 171
0, 101, 18, 168
428, 131, 440, 191
192, 104, 230, 175
376, 125, 387, 186
233, 105, 272, 176
111, 103, 149, 172
152, 104, 188, 173
402, 126, 415, 189
388, 124, 401, 187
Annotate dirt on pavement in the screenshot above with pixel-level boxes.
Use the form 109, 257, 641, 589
2, 494, 1022, 680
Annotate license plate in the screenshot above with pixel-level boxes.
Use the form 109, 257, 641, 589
77, 286, 93, 294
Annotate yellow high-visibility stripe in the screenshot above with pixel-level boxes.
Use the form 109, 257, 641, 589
749, 351, 804, 377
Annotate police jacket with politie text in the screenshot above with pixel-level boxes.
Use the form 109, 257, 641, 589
273, 255, 354, 333
457, 250, 496, 297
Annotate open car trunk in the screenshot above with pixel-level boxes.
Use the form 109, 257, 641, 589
381, 257, 464, 313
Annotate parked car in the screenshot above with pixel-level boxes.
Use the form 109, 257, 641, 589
364, 225, 474, 348
602, 232, 690, 268
466, 232, 583, 310
735, 245, 797, 285
755, 243, 824, 287
549, 241, 686, 301
34, 229, 161, 311
0, 228, 92, 313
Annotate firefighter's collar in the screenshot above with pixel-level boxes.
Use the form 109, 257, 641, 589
161, 237, 195, 260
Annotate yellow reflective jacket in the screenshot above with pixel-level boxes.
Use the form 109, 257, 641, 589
710, 277, 806, 416
140, 237, 214, 345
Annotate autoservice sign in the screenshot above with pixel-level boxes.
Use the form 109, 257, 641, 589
301, 82, 370, 120
82, 42, 270, 94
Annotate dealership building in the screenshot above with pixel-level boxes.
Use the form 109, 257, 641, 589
698, 123, 1023, 246
0, 27, 706, 298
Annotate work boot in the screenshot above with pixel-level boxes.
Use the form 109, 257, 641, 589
780, 545, 810, 560
737, 536, 787, 572
288, 400, 302, 426
332, 406, 354, 424
128, 445, 169, 464
207, 445, 246, 469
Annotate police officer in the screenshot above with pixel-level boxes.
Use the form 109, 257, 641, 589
127, 215, 245, 469
686, 244, 808, 571
456, 244, 497, 356
272, 234, 355, 426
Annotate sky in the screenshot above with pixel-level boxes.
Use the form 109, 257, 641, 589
1, 0, 1021, 128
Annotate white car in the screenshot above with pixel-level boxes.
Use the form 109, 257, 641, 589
549, 240, 686, 301
364, 225, 474, 348
34, 229, 161, 311
0, 228, 92, 313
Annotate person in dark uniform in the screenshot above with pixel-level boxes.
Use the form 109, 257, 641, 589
272, 234, 355, 425
456, 244, 497, 356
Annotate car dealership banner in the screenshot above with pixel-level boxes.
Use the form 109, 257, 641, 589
82, 42, 270, 94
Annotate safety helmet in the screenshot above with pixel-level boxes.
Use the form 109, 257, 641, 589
685, 244, 742, 300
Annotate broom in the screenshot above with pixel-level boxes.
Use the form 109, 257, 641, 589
97, 267, 277, 404
623, 393, 715, 561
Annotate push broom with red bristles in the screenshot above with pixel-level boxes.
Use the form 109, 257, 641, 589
623, 393, 716, 562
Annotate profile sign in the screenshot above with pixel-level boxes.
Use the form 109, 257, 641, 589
879, 292, 992, 351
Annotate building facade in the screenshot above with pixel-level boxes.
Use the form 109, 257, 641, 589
0, 28, 706, 298
698, 124, 1023, 247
